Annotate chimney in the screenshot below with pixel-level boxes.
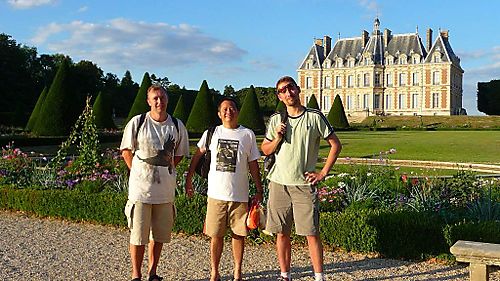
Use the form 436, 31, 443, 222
362, 30, 369, 47
440, 29, 449, 39
323, 35, 331, 57
383, 28, 392, 48
314, 38, 323, 47
426, 28, 433, 52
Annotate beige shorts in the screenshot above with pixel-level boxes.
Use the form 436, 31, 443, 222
124, 200, 175, 245
265, 181, 319, 236
204, 197, 248, 238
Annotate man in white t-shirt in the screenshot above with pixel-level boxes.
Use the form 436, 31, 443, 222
120, 85, 189, 281
186, 97, 263, 281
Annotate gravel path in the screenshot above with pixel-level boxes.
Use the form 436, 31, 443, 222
1, 210, 499, 281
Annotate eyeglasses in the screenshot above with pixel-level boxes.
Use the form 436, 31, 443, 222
277, 83, 295, 94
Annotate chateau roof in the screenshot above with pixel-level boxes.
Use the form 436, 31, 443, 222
298, 43, 325, 69
327, 38, 364, 61
385, 34, 426, 58
424, 33, 461, 65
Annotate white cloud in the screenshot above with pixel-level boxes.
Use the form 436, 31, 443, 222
357, 0, 381, 19
7, 0, 55, 9
31, 18, 247, 70
77, 6, 88, 13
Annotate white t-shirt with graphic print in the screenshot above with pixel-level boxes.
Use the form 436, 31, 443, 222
120, 112, 189, 204
197, 125, 261, 203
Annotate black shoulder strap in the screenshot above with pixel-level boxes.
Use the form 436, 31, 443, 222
205, 126, 216, 150
171, 116, 179, 134
134, 113, 147, 148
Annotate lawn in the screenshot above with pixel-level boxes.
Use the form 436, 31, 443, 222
328, 130, 500, 164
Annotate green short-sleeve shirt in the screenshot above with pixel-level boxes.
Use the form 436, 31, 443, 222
265, 108, 334, 185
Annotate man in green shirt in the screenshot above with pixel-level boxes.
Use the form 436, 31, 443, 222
261, 76, 342, 281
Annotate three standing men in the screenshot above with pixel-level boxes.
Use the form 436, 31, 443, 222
120, 75, 341, 281
120, 85, 190, 281
261, 76, 342, 281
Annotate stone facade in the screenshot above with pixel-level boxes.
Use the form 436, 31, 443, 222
297, 18, 464, 120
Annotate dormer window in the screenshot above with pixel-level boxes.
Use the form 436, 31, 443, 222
433, 53, 441, 63
336, 58, 343, 68
386, 57, 393, 65
412, 55, 420, 64
399, 55, 407, 64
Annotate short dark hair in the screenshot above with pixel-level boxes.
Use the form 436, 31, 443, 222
217, 97, 238, 111
275, 76, 297, 93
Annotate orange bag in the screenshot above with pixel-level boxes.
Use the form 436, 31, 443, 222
246, 202, 260, 230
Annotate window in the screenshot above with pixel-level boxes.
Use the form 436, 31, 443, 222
432, 71, 440, 85
399, 56, 406, 64
374, 73, 381, 87
374, 94, 380, 109
335, 76, 342, 88
346, 95, 352, 110
347, 75, 354, 88
399, 73, 406, 86
398, 94, 405, 109
364, 57, 369, 65
306, 77, 312, 89
432, 93, 439, 108
413, 56, 419, 64
363, 73, 370, 87
363, 94, 369, 109
386, 57, 392, 65
385, 94, 392, 109
412, 72, 419, 86
434, 54, 441, 63
324, 76, 331, 89
412, 93, 418, 108
322, 95, 331, 111
357, 74, 361, 87
306, 62, 310, 69
348, 59, 354, 67
386, 73, 393, 86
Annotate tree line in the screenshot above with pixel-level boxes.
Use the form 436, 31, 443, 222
1, 32, 350, 136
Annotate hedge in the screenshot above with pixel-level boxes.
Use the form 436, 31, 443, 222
2, 187, 498, 260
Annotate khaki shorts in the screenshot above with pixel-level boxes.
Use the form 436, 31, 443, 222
265, 181, 319, 236
124, 200, 175, 245
204, 197, 248, 238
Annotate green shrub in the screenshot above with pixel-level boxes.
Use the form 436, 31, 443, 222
126, 72, 152, 123
444, 221, 500, 246
327, 94, 349, 129
33, 59, 74, 136
0, 187, 127, 226
173, 193, 207, 234
92, 91, 116, 129
186, 80, 218, 134
172, 93, 190, 124
26, 86, 48, 131
237, 85, 266, 134
306, 94, 320, 109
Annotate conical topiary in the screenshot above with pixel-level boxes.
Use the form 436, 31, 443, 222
33, 58, 73, 136
186, 80, 217, 134
126, 72, 152, 122
327, 94, 350, 129
26, 86, 48, 131
238, 85, 265, 134
93, 91, 116, 129
172, 93, 190, 124
307, 94, 320, 109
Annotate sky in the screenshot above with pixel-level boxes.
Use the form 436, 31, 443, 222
1, 0, 499, 115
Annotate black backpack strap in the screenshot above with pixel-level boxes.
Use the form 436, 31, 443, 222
205, 126, 216, 150
134, 113, 147, 150
171, 116, 179, 134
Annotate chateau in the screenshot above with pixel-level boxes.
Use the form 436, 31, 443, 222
297, 18, 464, 119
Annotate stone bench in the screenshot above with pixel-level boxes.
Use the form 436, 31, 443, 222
450, 240, 500, 281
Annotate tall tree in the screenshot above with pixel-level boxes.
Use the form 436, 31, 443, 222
127, 72, 152, 122
478, 80, 500, 115
307, 94, 320, 109
327, 94, 350, 129
237, 85, 266, 134
26, 86, 48, 131
186, 80, 218, 134
113, 70, 139, 118
32, 58, 73, 136
223, 85, 236, 97
92, 91, 116, 129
